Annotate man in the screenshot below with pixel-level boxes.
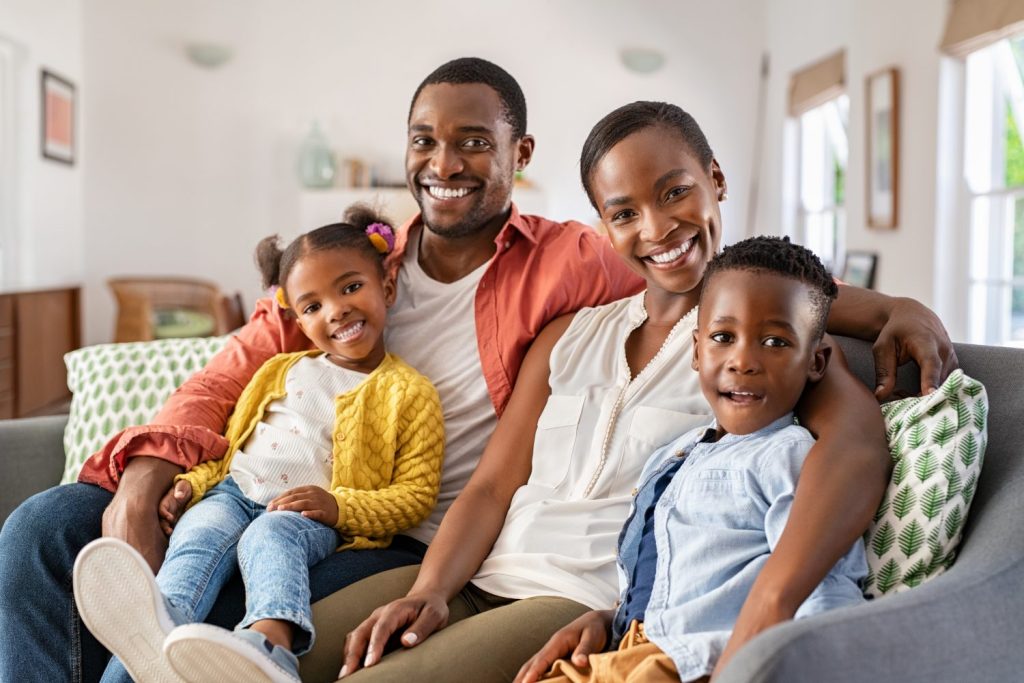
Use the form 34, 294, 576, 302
0, 57, 954, 682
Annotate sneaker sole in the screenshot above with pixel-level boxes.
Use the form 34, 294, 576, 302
165, 624, 299, 683
72, 538, 184, 683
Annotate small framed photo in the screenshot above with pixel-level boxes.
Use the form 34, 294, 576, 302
842, 250, 879, 290
866, 67, 898, 229
41, 69, 75, 165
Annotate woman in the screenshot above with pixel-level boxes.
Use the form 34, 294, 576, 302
300, 102, 953, 683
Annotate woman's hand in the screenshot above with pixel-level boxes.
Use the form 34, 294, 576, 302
338, 591, 450, 678
514, 610, 613, 683
871, 296, 958, 399
267, 485, 339, 526
827, 287, 958, 399
157, 479, 192, 536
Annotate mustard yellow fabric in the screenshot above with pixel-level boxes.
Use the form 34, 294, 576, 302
177, 351, 444, 551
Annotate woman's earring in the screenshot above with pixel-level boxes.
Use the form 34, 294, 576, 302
719, 192, 728, 201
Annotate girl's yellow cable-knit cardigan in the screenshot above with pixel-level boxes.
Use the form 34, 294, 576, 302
176, 350, 444, 551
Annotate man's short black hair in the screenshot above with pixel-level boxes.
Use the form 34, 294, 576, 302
409, 57, 527, 139
702, 236, 839, 340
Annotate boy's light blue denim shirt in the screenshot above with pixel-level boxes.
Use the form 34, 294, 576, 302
612, 413, 868, 681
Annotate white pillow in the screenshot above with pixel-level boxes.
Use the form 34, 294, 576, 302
61, 336, 228, 483
863, 369, 988, 597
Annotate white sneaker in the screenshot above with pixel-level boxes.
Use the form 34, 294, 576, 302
73, 538, 186, 683
165, 623, 301, 683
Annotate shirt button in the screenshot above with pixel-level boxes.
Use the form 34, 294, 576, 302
631, 487, 638, 496
674, 450, 685, 457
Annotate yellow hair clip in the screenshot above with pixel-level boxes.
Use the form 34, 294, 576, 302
367, 232, 390, 254
274, 286, 289, 309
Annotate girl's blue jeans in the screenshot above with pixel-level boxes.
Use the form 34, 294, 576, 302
0, 481, 427, 683
99, 476, 340, 682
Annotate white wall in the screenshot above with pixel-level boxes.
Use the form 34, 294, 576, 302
80, 0, 765, 344
758, 0, 948, 308
0, 0, 84, 289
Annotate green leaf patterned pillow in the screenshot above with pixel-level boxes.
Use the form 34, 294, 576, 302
863, 369, 988, 598
61, 336, 228, 484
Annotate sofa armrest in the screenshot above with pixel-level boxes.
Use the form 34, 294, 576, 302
0, 415, 68, 525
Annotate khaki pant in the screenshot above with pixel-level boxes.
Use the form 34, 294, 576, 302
299, 565, 590, 683
542, 621, 685, 683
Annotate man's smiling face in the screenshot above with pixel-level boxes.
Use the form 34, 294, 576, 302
406, 82, 531, 239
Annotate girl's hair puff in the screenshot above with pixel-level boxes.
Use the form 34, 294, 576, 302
254, 203, 393, 294
579, 101, 714, 210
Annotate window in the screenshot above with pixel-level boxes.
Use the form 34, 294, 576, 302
963, 35, 1024, 346
796, 95, 849, 270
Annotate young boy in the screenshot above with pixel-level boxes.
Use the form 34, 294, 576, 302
520, 236, 868, 683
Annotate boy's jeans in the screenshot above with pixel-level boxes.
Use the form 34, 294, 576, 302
100, 476, 339, 683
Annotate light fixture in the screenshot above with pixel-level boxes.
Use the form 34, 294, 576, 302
620, 48, 665, 74
185, 42, 233, 69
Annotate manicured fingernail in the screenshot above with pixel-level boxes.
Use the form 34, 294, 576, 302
403, 633, 418, 645
338, 666, 347, 678
365, 655, 374, 668
875, 384, 884, 393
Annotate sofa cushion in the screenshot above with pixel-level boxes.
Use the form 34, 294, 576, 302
61, 336, 228, 484
863, 369, 988, 597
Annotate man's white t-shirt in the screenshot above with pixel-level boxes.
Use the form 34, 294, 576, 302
384, 229, 496, 545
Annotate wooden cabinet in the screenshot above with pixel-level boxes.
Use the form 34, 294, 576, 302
0, 286, 80, 419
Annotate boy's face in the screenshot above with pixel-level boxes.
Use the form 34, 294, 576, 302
692, 268, 829, 437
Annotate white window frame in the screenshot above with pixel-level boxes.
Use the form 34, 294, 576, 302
794, 94, 849, 271
962, 37, 1024, 346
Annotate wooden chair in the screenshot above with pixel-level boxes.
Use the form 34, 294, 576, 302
107, 277, 246, 343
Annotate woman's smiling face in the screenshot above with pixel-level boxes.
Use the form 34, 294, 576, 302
588, 125, 727, 308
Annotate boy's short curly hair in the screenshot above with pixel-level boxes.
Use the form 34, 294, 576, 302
702, 235, 839, 340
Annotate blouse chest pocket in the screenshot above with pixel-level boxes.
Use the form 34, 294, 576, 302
530, 395, 586, 490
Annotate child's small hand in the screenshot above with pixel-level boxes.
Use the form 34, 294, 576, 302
268, 486, 339, 527
158, 480, 192, 536
513, 609, 613, 683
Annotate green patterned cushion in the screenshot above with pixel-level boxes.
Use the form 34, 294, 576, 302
863, 369, 988, 597
61, 336, 228, 484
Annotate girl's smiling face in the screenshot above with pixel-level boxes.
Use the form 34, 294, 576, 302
588, 125, 727, 310
285, 246, 395, 373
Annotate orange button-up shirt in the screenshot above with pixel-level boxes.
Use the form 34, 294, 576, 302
79, 205, 644, 491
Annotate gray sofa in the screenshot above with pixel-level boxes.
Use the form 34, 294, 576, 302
1, 337, 1022, 681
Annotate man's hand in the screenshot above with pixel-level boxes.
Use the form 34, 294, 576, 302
871, 297, 958, 399
102, 456, 183, 573
339, 592, 450, 678
158, 479, 193, 536
514, 609, 613, 683
268, 485, 339, 527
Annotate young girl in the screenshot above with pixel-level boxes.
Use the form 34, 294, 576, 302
72, 206, 445, 683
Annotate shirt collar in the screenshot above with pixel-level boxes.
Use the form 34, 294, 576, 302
387, 202, 536, 274
706, 412, 798, 446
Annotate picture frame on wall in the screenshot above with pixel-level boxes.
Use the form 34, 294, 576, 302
841, 250, 879, 290
41, 69, 75, 165
866, 67, 898, 228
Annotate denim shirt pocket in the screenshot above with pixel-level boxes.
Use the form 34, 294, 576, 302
530, 394, 586, 489
677, 468, 758, 529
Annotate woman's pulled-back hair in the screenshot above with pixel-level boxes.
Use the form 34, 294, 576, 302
254, 204, 392, 294
579, 101, 714, 210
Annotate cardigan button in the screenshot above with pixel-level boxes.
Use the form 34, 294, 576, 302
336, 433, 345, 442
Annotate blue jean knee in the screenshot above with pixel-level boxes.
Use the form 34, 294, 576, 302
236, 510, 339, 655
